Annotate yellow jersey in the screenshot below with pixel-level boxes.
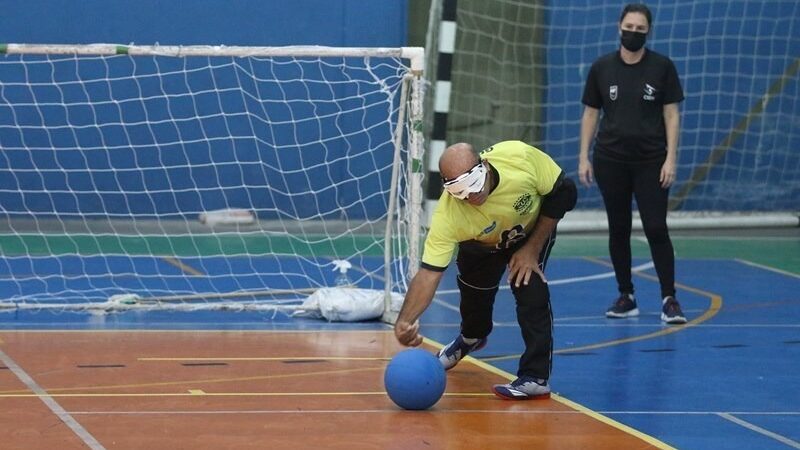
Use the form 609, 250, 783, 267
422, 141, 563, 269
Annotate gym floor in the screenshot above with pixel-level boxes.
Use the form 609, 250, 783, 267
0, 228, 797, 449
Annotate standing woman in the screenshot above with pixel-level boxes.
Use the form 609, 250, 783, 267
578, 3, 687, 324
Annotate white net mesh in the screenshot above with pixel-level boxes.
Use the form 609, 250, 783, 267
0, 46, 424, 316
425, 0, 800, 224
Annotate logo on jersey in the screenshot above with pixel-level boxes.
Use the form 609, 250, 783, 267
609, 85, 618, 101
513, 193, 533, 215
497, 224, 525, 250
478, 221, 497, 237
643, 83, 656, 101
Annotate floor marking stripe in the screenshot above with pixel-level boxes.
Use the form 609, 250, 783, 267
0, 348, 105, 449
433, 262, 656, 297
57, 409, 800, 416
735, 259, 800, 278
0, 366, 381, 395
483, 258, 722, 361
718, 413, 800, 449
63, 409, 608, 415
162, 257, 204, 276
422, 337, 676, 450
0, 329, 395, 334
553, 394, 677, 450
140, 357, 390, 362
0, 391, 496, 398
420, 256, 729, 449
525, 323, 800, 328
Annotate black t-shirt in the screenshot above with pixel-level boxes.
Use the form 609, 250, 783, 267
582, 49, 684, 162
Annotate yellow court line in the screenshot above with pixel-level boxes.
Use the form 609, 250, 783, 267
0, 366, 382, 396
567, 256, 723, 351
162, 257, 205, 276
552, 394, 677, 450
416, 253, 728, 450
484, 256, 722, 362
139, 357, 391, 362
0, 391, 389, 398
0, 329, 394, 334
423, 336, 677, 450
0, 391, 496, 399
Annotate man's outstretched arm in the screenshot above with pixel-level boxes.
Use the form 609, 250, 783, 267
394, 267, 445, 347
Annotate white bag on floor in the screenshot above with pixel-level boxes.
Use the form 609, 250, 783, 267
293, 288, 402, 322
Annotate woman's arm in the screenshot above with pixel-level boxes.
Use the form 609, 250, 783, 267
661, 102, 680, 188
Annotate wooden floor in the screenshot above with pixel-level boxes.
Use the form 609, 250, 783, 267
0, 330, 664, 449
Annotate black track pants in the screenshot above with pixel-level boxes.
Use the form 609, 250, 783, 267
593, 156, 676, 298
455, 231, 557, 380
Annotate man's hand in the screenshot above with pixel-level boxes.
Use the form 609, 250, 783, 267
394, 319, 422, 347
507, 244, 547, 287
393, 267, 442, 347
508, 215, 559, 287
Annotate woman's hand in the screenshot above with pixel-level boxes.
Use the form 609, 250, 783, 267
578, 158, 594, 187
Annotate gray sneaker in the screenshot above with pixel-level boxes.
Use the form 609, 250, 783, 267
437, 334, 487, 370
661, 296, 687, 324
606, 293, 639, 318
492, 376, 551, 400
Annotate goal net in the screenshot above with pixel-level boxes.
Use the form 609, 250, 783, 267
0, 44, 425, 320
425, 0, 800, 230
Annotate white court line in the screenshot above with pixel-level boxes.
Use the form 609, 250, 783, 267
421, 322, 800, 328
492, 322, 800, 328
67, 409, 588, 415
431, 261, 654, 319
673, 236, 800, 242
736, 259, 800, 279
434, 261, 655, 297
0, 349, 105, 450
65, 409, 800, 416
718, 412, 800, 449
432, 298, 461, 314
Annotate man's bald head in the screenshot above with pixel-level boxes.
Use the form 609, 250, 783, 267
439, 143, 480, 180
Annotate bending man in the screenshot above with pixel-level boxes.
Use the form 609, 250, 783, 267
394, 140, 577, 400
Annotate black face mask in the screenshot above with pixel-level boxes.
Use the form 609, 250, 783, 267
620, 30, 647, 52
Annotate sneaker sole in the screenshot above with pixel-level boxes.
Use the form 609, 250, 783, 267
492, 386, 551, 401
661, 313, 687, 324
606, 308, 640, 318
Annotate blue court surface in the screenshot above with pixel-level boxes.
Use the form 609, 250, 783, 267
0, 233, 798, 449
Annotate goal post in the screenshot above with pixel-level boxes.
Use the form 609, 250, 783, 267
0, 43, 425, 321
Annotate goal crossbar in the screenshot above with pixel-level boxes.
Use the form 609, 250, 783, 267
0, 43, 425, 73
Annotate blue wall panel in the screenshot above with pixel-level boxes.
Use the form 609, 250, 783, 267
0, 1, 409, 220
0, 0, 406, 47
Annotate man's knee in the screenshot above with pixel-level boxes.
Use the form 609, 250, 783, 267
457, 276, 497, 337
511, 277, 550, 311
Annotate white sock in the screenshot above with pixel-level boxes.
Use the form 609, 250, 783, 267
461, 336, 479, 345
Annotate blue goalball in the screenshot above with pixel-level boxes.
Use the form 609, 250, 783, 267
384, 348, 447, 410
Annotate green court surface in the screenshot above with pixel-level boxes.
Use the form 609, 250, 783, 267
2, 229, 797, 274
554, 231, 800, 274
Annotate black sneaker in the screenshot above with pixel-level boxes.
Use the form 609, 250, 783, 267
437, 335, 487, 370
492, 376, 551, 400
605, 293, 639, 318
661, 296, 687, 324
